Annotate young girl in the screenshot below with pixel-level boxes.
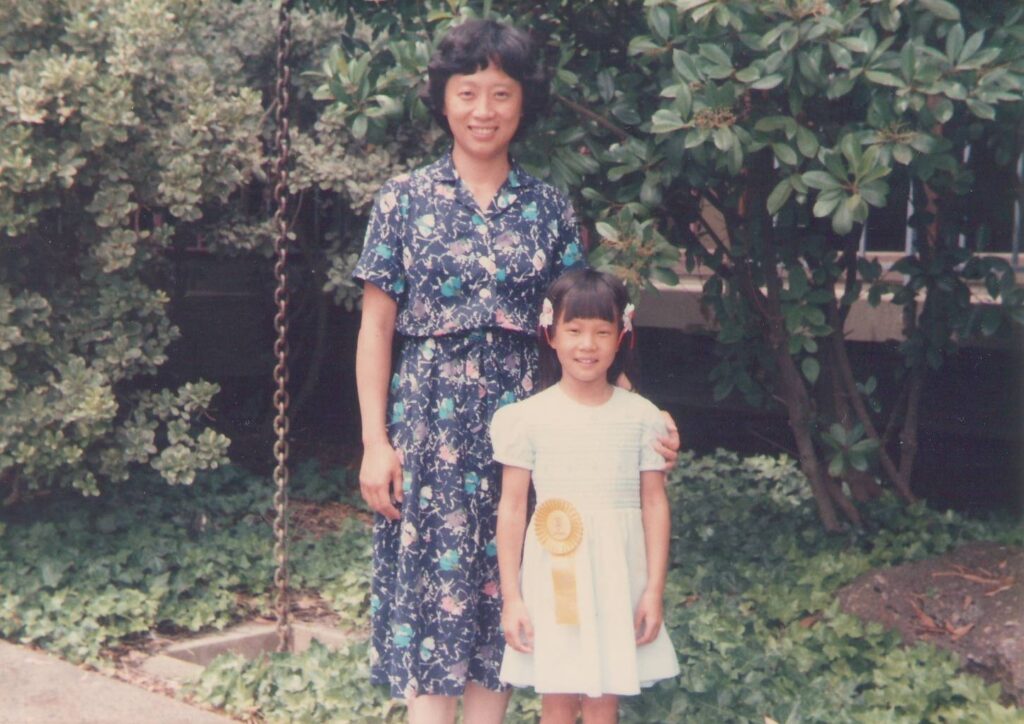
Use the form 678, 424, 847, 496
491, 268, 679, 723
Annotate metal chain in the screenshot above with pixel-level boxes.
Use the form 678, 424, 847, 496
272, 0, 293, 654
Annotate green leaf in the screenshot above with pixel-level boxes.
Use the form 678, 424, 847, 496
795, 127, 819, 158
965, 99, 996, 120
750, 74, 784, 90
597, 70, 616, 103
713, 127, 735, 151
767, 179, 793, 215
594, 222, 619, 242
651, 109, 686, 133
865, 71, 904, 88
773, 143, 798, 166
919, 0, 961, 22
675, 0, 716, 11
813, 190, 843, 218
351, 114, 368, 140
628, 36, 663, 56
832, 195, 855, 234
803, 171, 843, 190
649, 5, 673, 42
735, 66, 761, 83
801, 357, 820, 385
699, 44, 732, 68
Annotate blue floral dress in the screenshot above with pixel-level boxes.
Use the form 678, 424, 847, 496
354, 152, 583, 699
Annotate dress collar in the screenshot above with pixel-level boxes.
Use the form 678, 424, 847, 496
429, 149, 538, 190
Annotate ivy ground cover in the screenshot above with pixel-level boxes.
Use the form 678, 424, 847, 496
1, 452, 1021, 722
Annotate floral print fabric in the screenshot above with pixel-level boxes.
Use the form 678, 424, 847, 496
354, 151, 582, 698
354, 152, 583, 337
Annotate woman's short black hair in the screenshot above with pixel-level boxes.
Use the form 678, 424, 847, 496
422, 19, 549, 141
537, 268, 640, 390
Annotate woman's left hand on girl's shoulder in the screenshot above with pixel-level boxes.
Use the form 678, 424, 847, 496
654, 410, 680, 471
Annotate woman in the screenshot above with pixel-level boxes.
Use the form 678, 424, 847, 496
354, 19, 677, 724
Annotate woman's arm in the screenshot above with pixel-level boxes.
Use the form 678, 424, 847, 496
635, 469, 670, 645
356, 283, 403, 521
616, 373, 681, 470
497, 465, 534, 653
653, 411, 680, 470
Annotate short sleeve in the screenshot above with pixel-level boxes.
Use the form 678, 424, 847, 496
490, 403, 534, 470
639, 401, 669, 472
550, 193, 584, 277
353, 182, 406, 302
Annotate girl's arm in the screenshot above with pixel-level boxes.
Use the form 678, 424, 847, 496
356, 283, 403, 521
635, 469, 670, 645
496, 464, 534, 653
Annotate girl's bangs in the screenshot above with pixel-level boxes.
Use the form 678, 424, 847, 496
559, 284, 619, 324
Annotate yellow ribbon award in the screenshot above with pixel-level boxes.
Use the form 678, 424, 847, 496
533, 498, 584, 625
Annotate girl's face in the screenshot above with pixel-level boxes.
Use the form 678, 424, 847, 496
548, 312, 620, 390
443, 63, 523, 163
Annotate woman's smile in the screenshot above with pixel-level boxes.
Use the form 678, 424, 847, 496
444, 63, 523, 162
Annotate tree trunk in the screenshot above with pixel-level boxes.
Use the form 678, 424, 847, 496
895, 303, 924, 494
827, 302, 917, 503
772, 345, 843, 532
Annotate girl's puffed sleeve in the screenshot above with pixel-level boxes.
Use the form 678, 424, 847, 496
550, 193, 584, 277
353, 181, 406, 302
490, 403, 534, 470
640, 401, 670, 472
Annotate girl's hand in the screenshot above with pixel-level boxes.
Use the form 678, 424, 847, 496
359, 440, 403, 521
654, 410, 681, 471
634, 589, 664, 645
501, 598, 534, 653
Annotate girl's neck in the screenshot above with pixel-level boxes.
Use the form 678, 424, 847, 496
557, 378, 615, 406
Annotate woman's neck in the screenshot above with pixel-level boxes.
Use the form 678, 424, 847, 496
557, 378, 615, 406
451, 146, 511, 211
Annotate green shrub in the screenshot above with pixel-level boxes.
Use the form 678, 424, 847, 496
2, 452, 1019, 720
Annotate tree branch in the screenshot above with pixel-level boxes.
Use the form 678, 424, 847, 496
552, 93, 631, 142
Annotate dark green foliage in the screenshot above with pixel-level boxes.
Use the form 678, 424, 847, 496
0, 462, 365, 664
0, 453, 1002, 721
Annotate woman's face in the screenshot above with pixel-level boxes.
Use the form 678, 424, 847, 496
443, 63, 523, 163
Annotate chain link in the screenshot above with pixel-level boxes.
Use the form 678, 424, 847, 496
272, 0, 293, 654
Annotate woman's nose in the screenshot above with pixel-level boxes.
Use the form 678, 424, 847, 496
473, 96, 494, 116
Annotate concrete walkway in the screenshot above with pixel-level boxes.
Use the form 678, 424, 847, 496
0, 640, 232, 724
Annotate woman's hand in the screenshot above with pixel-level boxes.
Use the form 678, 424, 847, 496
654, 410, 681, 471
359, 439, 404, 521
502, 597, 534, 653
634, 588, 665, 645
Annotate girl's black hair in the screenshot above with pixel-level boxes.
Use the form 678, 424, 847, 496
422, 19, 549, 142
537, 268, 640, 390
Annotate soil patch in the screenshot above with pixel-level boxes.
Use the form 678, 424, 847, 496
837, 542, 1024, 705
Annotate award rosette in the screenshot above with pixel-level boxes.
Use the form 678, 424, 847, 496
534, 498, 583, 625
